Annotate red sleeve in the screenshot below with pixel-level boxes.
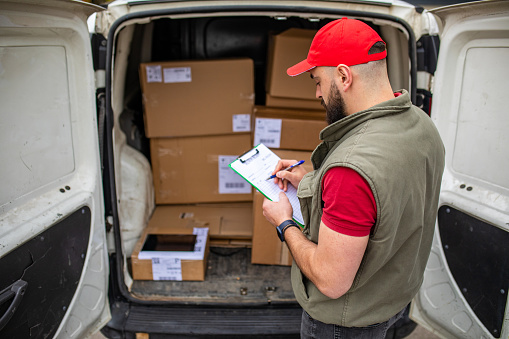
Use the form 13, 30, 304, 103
321, 167, 377, 237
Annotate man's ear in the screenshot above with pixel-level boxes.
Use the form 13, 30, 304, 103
335, 64, 353, 91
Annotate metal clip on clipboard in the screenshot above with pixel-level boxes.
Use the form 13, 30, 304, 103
238, 148, 259, 163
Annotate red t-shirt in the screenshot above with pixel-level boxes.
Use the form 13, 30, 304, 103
321, 167, 376, 237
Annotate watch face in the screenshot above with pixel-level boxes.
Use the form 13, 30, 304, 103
277, 220, 295, 242
276, 225, 285, 242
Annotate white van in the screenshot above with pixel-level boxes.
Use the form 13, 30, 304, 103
0, 0, 507, 338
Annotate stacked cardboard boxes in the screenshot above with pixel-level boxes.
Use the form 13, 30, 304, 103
141, 57, 256, 205
140, 57, 255, 206
135, 28, 328, 276
133, 58, 256, 280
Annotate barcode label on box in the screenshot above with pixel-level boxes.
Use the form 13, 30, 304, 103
232, 114, 251, 132
163, 67, 192, 83
146, 65, 162, 83
218, 155, 252, 194
254, 118, 282, 148
152, 257, 182, 281
225, 182, 246, 188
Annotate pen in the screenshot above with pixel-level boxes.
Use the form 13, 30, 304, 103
266, 160, 305, 180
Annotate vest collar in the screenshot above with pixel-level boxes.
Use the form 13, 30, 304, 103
319, 90, 412, 142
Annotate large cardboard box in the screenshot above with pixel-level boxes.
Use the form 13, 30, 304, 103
253, 106, 326, 151
146, 203, 253, 240
151, 133, 253, 204
251, 150, 313, 266
131, 208, 210, 281
266, 28, 323, 108
140, 58, 254, 138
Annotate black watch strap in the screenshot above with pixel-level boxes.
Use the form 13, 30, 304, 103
276, 219, 299, 242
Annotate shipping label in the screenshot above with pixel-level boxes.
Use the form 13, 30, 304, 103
163, 67, 192, 83
254, 118, 282, 148
218, 155, 252, 194
232, 114, 251, 132
152, 257, 182, 281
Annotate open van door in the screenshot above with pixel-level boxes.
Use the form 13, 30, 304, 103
0, 1, 110, 338
410, 1, 509, 338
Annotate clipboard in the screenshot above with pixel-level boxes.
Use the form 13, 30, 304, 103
229, 144, 304, 226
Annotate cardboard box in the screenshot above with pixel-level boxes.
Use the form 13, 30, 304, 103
131, 209, 210, 281
266, 94, 324, 111
266, 28, 322, 107
151, 133, 253, 204
146, 203, 253, 240
251, 192, 294, 266
253, 106, 326, 151
140, 58, 254, 138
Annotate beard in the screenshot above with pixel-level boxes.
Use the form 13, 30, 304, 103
322, 82, 347, 125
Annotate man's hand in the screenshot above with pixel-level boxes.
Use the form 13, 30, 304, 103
271, 159, 307, 192
262, 192, 294, 227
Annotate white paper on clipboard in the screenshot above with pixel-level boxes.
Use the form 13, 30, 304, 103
229, 144, 304, 226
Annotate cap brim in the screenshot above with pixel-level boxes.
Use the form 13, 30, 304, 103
287, 59, 316, 77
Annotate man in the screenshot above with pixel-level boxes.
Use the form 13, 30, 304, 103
262, 18, 445, 338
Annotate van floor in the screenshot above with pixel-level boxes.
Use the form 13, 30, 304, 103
130, 247, 296, 304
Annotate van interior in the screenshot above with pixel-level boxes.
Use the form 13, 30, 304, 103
105, 8, 413, 305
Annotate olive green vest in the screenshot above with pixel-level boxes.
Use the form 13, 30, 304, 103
292, 91, 445, 326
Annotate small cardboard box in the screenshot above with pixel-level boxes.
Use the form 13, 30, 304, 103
251, 191, 294, 266
146, 203, 253, 240
266, 28, 322, 107
150, 133, 253, 204
253, 106, 326, 151
140, 58, 254, 138
131, 209, 210, 281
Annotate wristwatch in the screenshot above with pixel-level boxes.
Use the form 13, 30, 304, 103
276, 219, 300, 242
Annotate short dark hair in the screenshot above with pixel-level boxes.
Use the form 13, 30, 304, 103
368, 41, 386, 55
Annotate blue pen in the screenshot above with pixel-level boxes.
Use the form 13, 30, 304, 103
266, 160, 305, 180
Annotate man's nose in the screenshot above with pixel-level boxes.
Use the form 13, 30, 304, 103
315, 86, 322, 99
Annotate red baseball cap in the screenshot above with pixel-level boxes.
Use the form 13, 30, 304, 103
287, 18, 386, 76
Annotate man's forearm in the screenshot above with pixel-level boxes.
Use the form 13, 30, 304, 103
284, 226, 318, 282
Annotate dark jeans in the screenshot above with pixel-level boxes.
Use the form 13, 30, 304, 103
300, 308, 406, 339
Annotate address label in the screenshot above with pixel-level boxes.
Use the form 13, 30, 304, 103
163, 67, 192, 83
254, 118, 282, 148
218, 155, 252, 194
